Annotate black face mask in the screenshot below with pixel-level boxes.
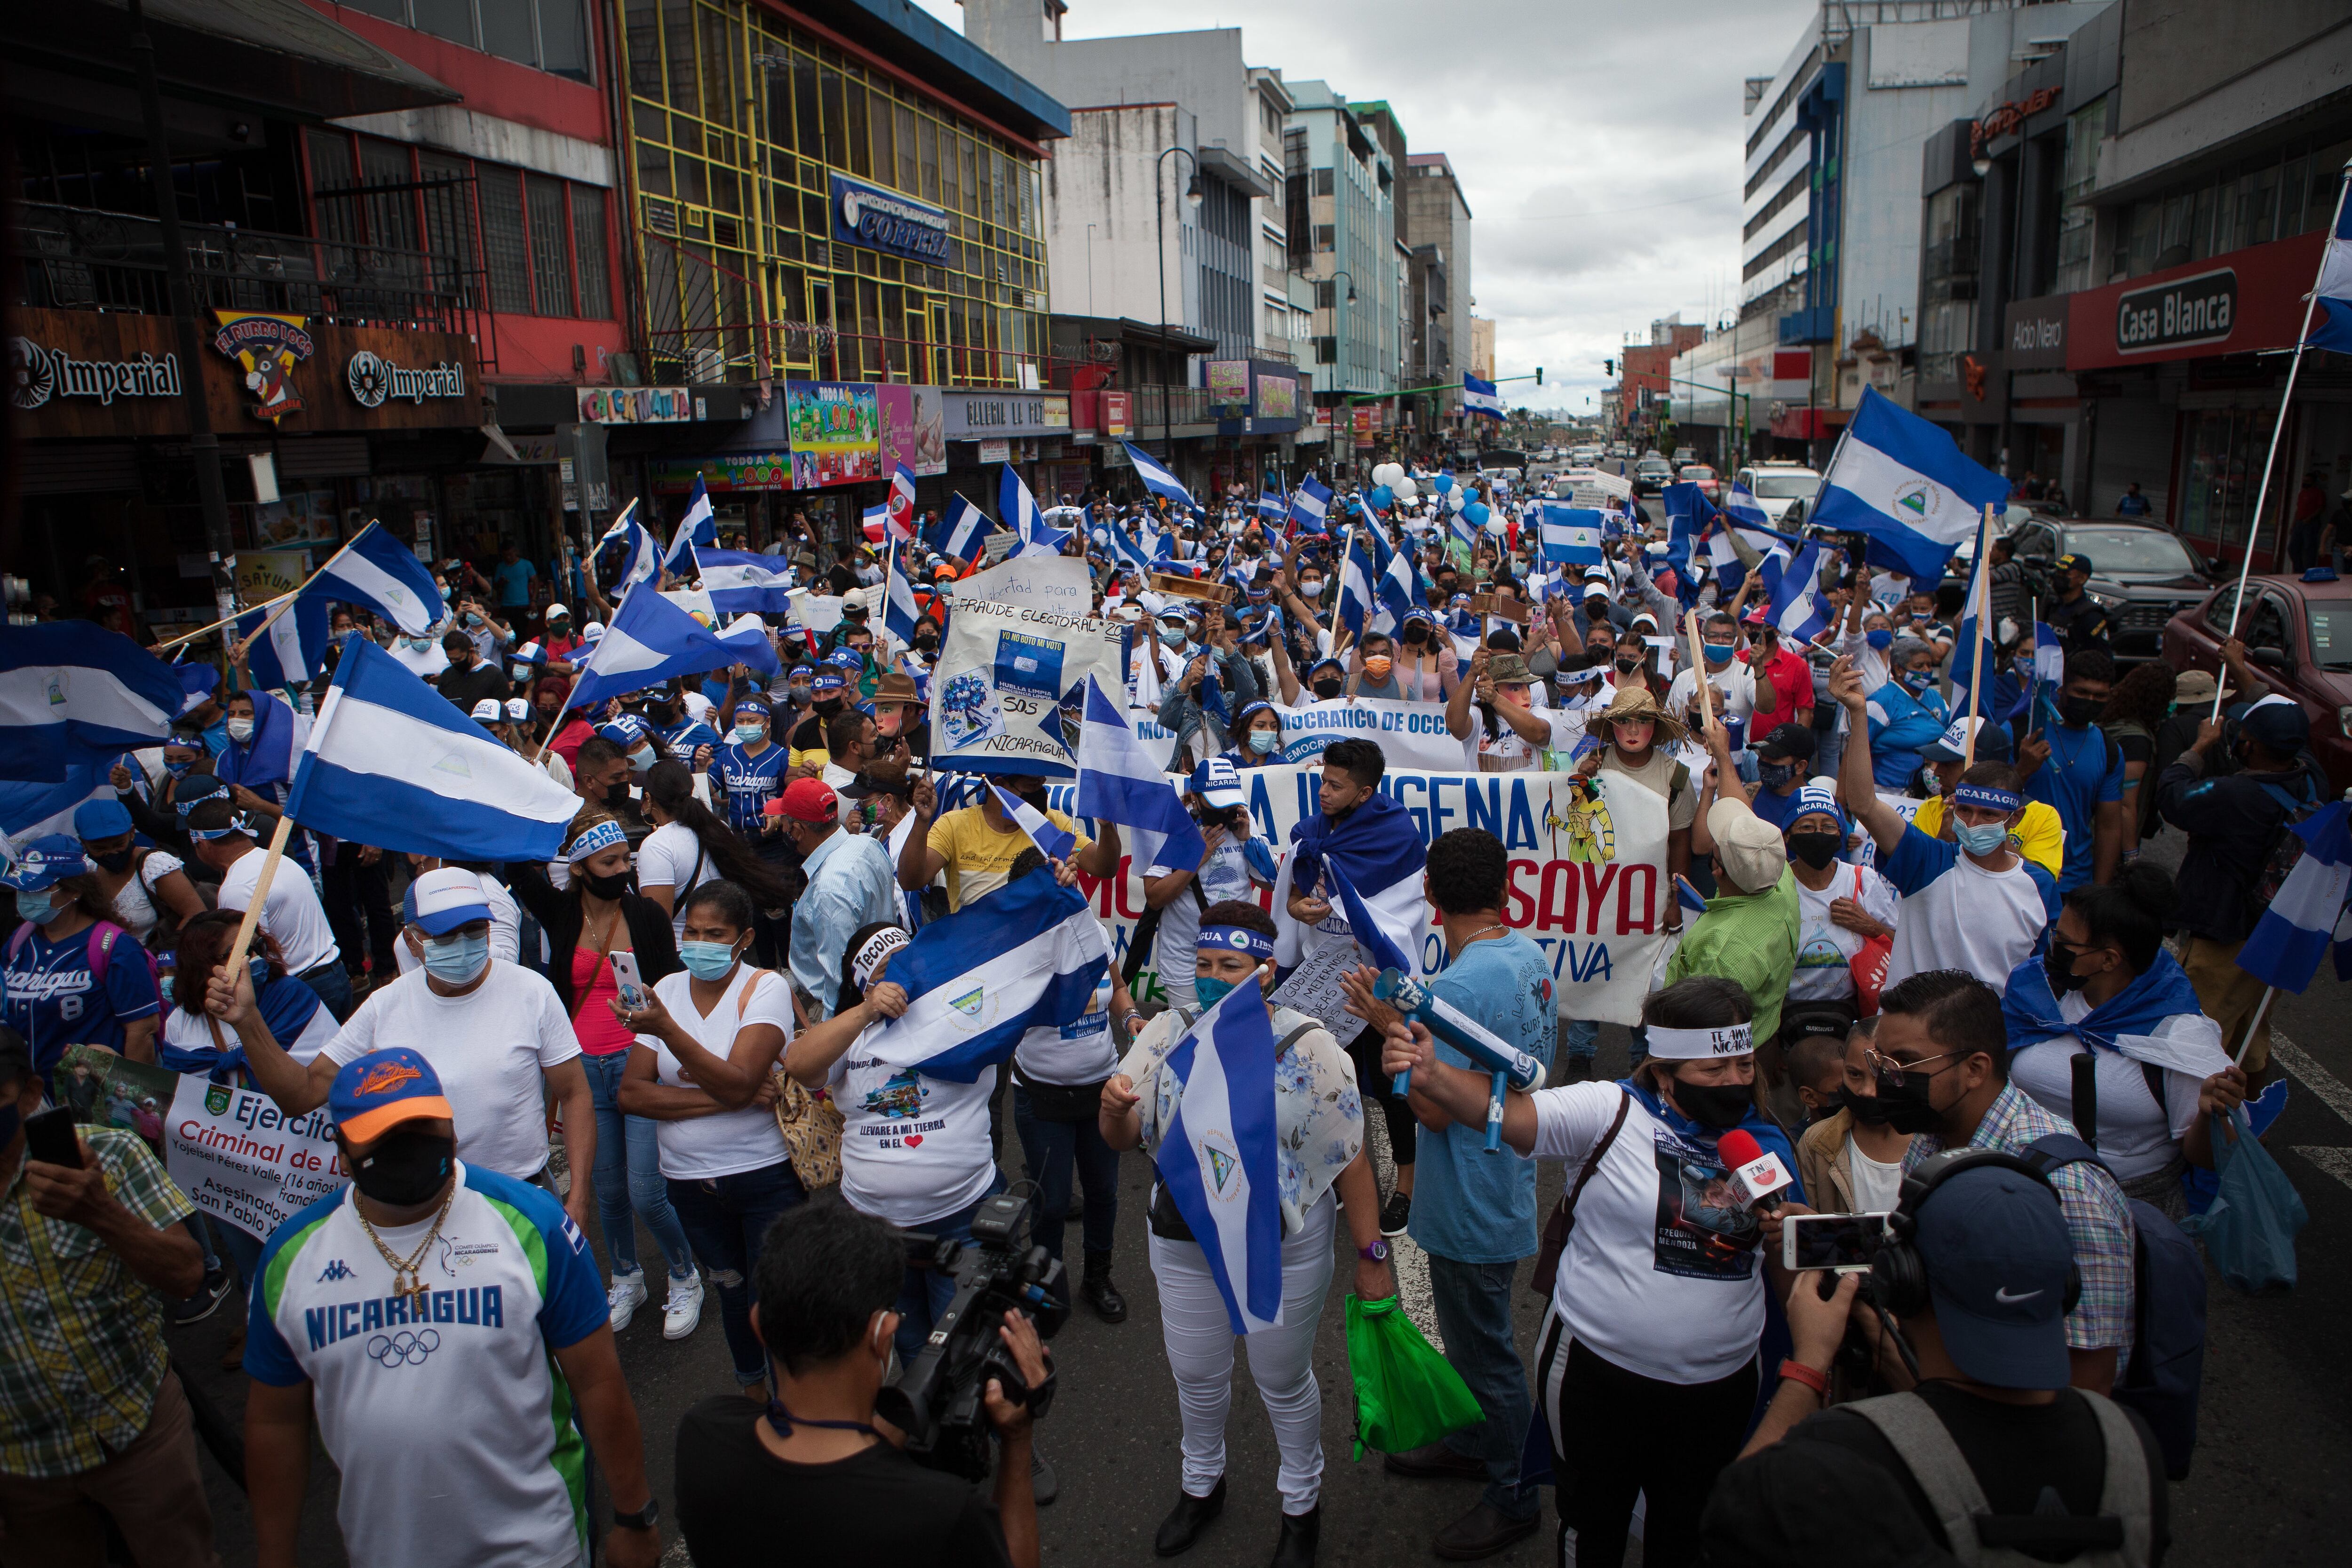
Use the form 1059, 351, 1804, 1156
351, 1126, 454, 1207
1312, 678, 1344, 700
647, 702, 676, 725
1016, 785, 1050, 812
91, 848, 135, 875
2044, 938, 2093, 995
2058, 694, 2102, 728
1875, 1066, 1946, 1136
1786, 832, 1842, 870
583, 868, 633, 902
1837, 1085, 1894, 1126
605, 781, 631, 810
814, 697, 843, 718
1669, 1075, 1755, 1130
914, 637, 939, 654
1614, 656, 1644, 676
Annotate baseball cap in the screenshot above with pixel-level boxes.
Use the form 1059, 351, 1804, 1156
582, 621, 605, 643
778, 776, 839, 824
544, 602, 571, 622
405, 867, 493, 936
1707, 795, 1787, 894
1921, 714, 2012, 763
2055, 552, 2094, 577
1189, 755, 1247, 810
1755, 723, 1817, 763
329, 1047, 456, 1145
505, 697, 533, 723
1, 835, 90, 892
470, 697, 504, 724
2240, 696, 2310, 753
1786, 780, 1847, 836
74, 797, 135, 840
1912, 1159, 2077, 1390
598, 715, 652, 750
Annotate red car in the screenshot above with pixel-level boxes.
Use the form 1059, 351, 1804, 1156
2161, 572, 2352, 793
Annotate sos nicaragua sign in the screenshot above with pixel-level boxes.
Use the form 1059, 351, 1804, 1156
831, 173, 950, 265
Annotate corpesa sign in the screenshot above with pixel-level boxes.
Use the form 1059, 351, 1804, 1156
2115, 268, 2235, 355
830, 173, 950, 265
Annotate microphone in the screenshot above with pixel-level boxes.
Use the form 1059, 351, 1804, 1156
1715, 1129, 1793, 1212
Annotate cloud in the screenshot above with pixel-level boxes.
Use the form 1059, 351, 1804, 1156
906, 0, 1818, 408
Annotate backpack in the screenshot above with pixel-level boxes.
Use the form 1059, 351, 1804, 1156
7, 918, 162, 997
2018, 1132, 2206, 1481
2249, 777, 2321, 908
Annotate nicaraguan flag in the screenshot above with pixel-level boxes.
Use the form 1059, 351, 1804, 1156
1269, 789, 1430, 977
1721, 483, 1773, 534
1152, 978, 1286, 1332
1097, 519, 1157, 579
1076, 673, 1206, 876
697, 549, 795, 617
716, 615, 780, 676
885, 463, 919, 541
1121, 441, 1199, 510
2305, 190, 2352, 352
0, 622, 185, 782
884, 548, 924, 647
283, 637, 578, 862
1257, 484, 1287, 526
236, 592, 334, 691
1338, 526, 1389, 639
2004, 947, 2232, 1082
1540, 504, 1604, 568
1288, 473, 1333, 535
311, 521, 445, 636
566, 576, 748, 712
1812, 387, 2010, 581
990, 781, 1078, 862
0, 760, 113, 844
1379, 537, 1428, 633
598, 500, 660, 600
928, 494, 996, 564
1462, 374, 1504, 420
1003, 466, 1071, 560
861, 868, 1110, 1082
1761, 541, 1831, 645
2235, 801, 2352, 993
1948, 519, 2001, 710
665, 474, 716, 578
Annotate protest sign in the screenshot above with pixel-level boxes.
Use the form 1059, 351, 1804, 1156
931, 597, 1124, 776
954, 552, 1093, 619
165, 1075, 347, 1240
1273, 696, 1470, 772
1269, 936, 1375, 1038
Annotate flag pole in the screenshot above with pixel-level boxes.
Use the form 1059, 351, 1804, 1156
1962, 503, 1992, 770
2023, 594, 2042, 743
219, 812, 298, 984
1683, 608, 1715, 735
2213, 159, 2352, 722
224, 521, 393, 663
151, 588, 300, 653
2233, 985, 2277, 1071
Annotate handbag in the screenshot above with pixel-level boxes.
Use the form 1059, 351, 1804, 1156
2181, 1107, 2307, 1293
1845, 866, 1892, 1016
1530, 1089, 1631, 1299
750, 972, 844, 1189
1344, 1293, 1484, 1460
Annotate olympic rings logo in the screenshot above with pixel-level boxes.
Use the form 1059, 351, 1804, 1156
364, 1329, 442, 1368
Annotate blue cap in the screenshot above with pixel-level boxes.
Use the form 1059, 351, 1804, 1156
172, 774, 230, 817
74, 797, 135, 840
597, 714, 652, 749
329, 1047, 456, 1144
2, 835, 90, 891
1188, 754, 1247, 808
1912, 1162, 2077, 1390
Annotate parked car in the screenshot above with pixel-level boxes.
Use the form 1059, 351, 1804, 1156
1632, 456, 1675, 496
2007, 519, 2216, 662
1677, 463, 1722, 502
1671, 446, 1697, 466
2163, 571, 2352, 793
1732, 463, 1822, 525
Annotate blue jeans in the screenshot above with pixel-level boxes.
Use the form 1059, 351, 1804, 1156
1011, 1087, 1118, 1264
668, 1161, 806, 1385
579, 1051, 695, 1284
895, 1177, 1005, 1362
297, 962, 354, 1023
1426, 1253, 1540, 1521
1564, 1020, 1647, 1065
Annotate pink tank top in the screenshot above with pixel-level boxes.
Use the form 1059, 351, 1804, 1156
570, 947, 638, 1056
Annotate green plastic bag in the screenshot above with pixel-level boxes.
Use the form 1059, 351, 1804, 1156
1344, 1294, 1484, 1461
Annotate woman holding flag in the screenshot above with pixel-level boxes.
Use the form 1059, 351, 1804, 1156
1099, 900, 1391, 1568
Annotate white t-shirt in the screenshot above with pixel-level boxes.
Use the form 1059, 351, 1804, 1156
1847, 1136, 1907, 1215
1529, 1082, 1767, 1384
634, 822, 709, 943
392, 875, 523, 976
2011, 1011, 2206, 1182
1148, 833, 1260, 1008
1788, 864, 1900, 1002
390, 638, 450, 680
636, 966, 794, 1180
1014, 977, 1117, 1087
830, 1023, 997, 1228
1469, 703, 1558, 772
109, 849, 185, 945
217, 845, 342, 974
1666, 661, 1758, 727
162, 986, 338, 1065
1882, 839, 2051, 996
322, 961, 581, 1179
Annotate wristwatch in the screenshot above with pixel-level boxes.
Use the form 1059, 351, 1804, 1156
613, 1498, 661, 1532
1358, 1238, 1390, 1263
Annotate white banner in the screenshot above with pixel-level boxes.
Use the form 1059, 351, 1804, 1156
1273, 696, 1471, 772
953, 552, 1094, 619
166, 1077, 347, 1241
931, 597, 1125, 775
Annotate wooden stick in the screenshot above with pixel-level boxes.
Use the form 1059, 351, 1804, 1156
221, 813, 298, 983
2233, 985, 2277, 1070
152, 589, 299, 653
1683, 608, 1715, 732
1962, 503, 1992, 771
223, 523, 389, 664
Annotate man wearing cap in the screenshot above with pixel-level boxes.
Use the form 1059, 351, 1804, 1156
1909, 716, 2065, 880
540, 603, 585, 668
469, 696, 506, 735
206, 868, 596, 1231
1447, 646, 1559, 772
2044, 553, 2113, 653
1675, 725, 1803, 1046
243, 1048, 663, 1568
778, 779, 901, 1022
185, 799, 351, 1020
2156, 691, 2331, 1077
788, 666, 854, 767
1742, 723, 1816, 830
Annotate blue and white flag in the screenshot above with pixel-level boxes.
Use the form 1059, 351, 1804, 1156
235, 592, 334, 691
1721, 482, 1773, 535
1096, 518, 1157, 578
565, 576, 748, 712
1378, 537, 1428, 633
1121, 442, 1199, 510
312, 521, 445, 636
2304, 180, 2352, 352
1269, 790, 1430, 977
716, 615, 781, 676
1152, 979, 1287, 1332
1337, 526, 1390, 639
2236, 801, 2352, 994
597, 500, 660, 600
928, 494, 996, 564
990, 781, 1078, 863
861, 868, 1110, 1082
1948, 517, 2002, 710
697, 549, 795, 617
283, 637, 578, 862
883, 546, 924, 648
1462, 374, 1504, 420
1760, 541, 1831, 646
1539, 504, 1605, 568
1076, 673, 1206, 877
1001, 465, 1071, 560
0, 622, 185, 782
0, 761, 114, 844
1288, 474, 1333, 535
665, 474, 716, 578
1257, 484, 1287, 526
1812, 387, 2010, 581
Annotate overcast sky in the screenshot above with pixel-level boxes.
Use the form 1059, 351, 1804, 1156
908, 0, 1818, 413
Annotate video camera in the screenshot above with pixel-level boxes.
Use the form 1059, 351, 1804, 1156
876, 1190, 1068, 1480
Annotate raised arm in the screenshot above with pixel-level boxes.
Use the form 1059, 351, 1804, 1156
897, 774, 948, 891
1830, 655, 1907, 852
206, 960, 338, 1115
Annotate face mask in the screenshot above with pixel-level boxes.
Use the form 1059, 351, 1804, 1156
1837, 1084, 1894, 1126
1669, 1075, 1755, 1130
678, 939, 742, 982
1900, 669, 1935, 693
914, 636, 939, 654
604, 781, 631, 810
1954, 819, 2010, 857
1016, 785, 1050, 812
12, 891, 61, 927
628, 747, 656, 777
420, 930, 491, 986
582, 868, 633, 902
1614, 655, 1644, 676
439, 584, 453, 601
1757, 762, 1799, 789
159, 974, 175, 1006
1160, 628, 1189, 650
165, 756, 194, 778
1876, 1065, 1946, 1136
463, 613, 482, 629
1248, 729, 1279, 755
733, 723, 767, 746
1865, 628, 1894, 651
1311, 677, 1343, 700
352, 1126, 455, 1207
91, 848, 135, 874
2058, 694, 2102, 727
788, 683, 812, 702
1300, 579, 1323, 597
1193, 972, 1246, 1009
813, 697, 842, 719
1362, 656, 1393, 681
1702, 643, 1735, 663
408, 637, 435, 652
226, 718, 255, 744
1786, 832, 1842, 869
2044, 938, 2093, 995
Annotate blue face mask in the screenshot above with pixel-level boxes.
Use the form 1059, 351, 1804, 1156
1702, 643, 1735, 663
1901, 668, 1935, 692
1248, 729, 1279, 755
733, 723, 767, 746
12, 890, 61, 927
678, 939, 741, 982
165, 756, 194, 778
420, 930, 491, 985
1160, 629, 1189, 650
159, 974, 176, 1006
1865, 628, 1894, 651
1193, 973, 1238, 1009
1954, 819, 2011, 857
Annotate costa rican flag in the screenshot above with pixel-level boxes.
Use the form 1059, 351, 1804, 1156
885, 462, 919, 541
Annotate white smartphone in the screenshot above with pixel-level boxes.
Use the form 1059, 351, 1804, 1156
608, 950, 647, 1014
1782, 1211, 1892, 1273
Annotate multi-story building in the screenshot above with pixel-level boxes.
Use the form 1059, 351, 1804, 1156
1286, 80, 1400, 473
1621, 316, 1709, 444
1404, 152, 1473, 438
1469, 315, 1496, 381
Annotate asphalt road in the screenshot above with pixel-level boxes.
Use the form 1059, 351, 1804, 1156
168, 827, 2352, 1567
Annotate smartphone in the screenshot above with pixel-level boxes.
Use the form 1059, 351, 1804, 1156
608, 950, 647, 1014
24, 1106, 84, 1170
1782, 1210, 1892, 1273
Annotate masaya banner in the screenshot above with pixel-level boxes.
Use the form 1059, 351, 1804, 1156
931, 597, 1125, 777
166, 1077, 347, 1240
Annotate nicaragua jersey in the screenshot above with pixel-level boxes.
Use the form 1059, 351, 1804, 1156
714, 738, 791, 835
245, 1163, 607, 1568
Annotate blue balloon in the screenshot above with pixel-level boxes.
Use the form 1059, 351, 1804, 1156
1463, 501, 1491, 527
1433, 473, 1456, 495
1368, 485, 1395, 513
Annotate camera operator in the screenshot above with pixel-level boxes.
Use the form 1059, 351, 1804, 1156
675, 1194, 1051, 1568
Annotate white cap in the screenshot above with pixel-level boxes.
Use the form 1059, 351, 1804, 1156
504, 697, 532, 722
544, 602, 572, 622
680, 692, 715, 723
582, 621, 605, 641
470, 698, 503, 722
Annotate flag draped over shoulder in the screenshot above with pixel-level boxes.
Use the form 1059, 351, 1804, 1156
1269, 789, 1429, 977
1149, 979, 1286, 1333
2002, 947, 2232, 1077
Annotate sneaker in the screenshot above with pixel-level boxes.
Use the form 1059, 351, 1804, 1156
1379, 1191, 1412, 1238
663, 1271, 705, 1340
607, 1271, 648, 1333
172, 1266, 232, 1326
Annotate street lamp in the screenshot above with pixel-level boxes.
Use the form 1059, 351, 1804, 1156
1326, 268, 1359, 468
1154, 145, 1202, 465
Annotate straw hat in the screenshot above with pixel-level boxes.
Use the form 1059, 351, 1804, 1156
1589, 682, 1687, 748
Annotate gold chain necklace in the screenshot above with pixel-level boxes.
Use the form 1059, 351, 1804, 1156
354, 1183, 458, 1317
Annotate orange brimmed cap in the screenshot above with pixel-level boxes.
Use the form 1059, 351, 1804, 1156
330, 1048, 455, 1144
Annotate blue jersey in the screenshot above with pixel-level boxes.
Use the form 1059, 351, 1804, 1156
657, 718, 722, 767
2024, 722, 2125, 891
3, 920, 161, 1079
714, 740, 791, 835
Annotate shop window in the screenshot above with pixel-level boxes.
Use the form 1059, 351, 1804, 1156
2177, 405, 2275, 547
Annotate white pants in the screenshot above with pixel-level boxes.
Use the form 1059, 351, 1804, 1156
1147, 1189, 1337, 1513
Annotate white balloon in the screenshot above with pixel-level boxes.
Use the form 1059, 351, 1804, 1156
1391, 476, 1419, 501
1447, 487, 1468, 513
1484, 516, 1509, 537
1372, 462, 1405, 488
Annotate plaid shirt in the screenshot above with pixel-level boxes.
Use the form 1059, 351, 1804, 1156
0, 1128, 194, 1477
1905, 1082, 2137, 1358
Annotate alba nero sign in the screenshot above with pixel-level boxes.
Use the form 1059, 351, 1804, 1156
2116, 268, 2236, 355
830, 172, 950, 265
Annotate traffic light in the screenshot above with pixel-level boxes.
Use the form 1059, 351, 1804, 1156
1603, 358, 1615, 376
1535, 366, 1544, 385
